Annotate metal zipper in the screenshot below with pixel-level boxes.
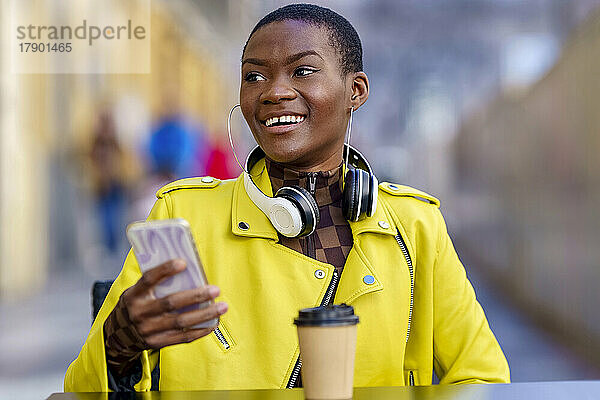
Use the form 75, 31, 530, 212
214, 326, 230, 349
287, 269, 340, 388
287, 358, 302, 388
409, 370, 415, 386
394, 229, 414, 343
305, 173, 318, 259
321, 269, 339, 306
308, 173, 317, 195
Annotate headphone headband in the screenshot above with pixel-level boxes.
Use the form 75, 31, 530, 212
343, 144, 374, 175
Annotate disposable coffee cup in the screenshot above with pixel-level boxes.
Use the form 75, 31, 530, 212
294, 304, 359, 399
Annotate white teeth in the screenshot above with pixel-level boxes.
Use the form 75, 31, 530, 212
265, 115, 305, 127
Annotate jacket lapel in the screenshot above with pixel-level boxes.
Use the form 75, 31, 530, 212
231, 159, 401, 307
335, 197, 397, 304
231, 159, 279, 240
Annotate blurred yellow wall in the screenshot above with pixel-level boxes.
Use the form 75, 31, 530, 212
0, 0, 234, 299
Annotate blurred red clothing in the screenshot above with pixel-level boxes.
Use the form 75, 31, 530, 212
205, 142, 236, 180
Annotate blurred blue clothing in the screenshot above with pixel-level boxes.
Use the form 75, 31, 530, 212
148, 115, 202, 178
97, 183, 125, 252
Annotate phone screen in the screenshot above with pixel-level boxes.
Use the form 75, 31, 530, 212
126, 219, 216, 327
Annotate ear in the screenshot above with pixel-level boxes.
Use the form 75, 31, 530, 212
349, 72, 369, 111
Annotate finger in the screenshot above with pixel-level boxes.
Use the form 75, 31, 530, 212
129, 259, 186, 297
145, 326, 216, 349
137, 302, 228, 336
133, 285, 221, 320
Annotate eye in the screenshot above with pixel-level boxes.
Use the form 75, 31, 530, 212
245, 72, 266, 82
294, 67, 319, 77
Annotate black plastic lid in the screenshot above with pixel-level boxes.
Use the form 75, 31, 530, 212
294, 304, 359, 327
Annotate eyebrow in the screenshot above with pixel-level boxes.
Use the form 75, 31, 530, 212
242, 50, 324, 67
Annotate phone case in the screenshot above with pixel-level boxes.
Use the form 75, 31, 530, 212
126, 218, 217, 328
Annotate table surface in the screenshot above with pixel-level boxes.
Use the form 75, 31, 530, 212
47, 381, 600, 400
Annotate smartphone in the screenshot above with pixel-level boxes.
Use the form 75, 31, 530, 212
126, 218, 217, 328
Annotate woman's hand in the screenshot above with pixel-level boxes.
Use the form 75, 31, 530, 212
104, 259, 227, 375
122, 259, 228, 348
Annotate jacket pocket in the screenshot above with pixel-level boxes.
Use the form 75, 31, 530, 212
212, 320, 236, 352
404, 370, 417, 386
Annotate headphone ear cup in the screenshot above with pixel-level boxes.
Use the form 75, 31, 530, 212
356, 169, 371, 221
343, 167, 376, 222
342, 168, 359, 222
275, 186, 320, 237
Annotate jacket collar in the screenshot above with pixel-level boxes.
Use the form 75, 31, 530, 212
231, 156, 396, 239
348, 196, 396, 237
231, 156, 395, 305
232, 158, 279, 240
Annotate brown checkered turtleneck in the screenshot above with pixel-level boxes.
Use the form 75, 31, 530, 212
265, 158, 353, 276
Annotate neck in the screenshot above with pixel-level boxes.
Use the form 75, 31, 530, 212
265, 157, 344, 207
293, 148, 344, 172
274, 144, 345, 172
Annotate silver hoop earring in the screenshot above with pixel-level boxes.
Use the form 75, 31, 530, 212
344, 107, 354, 172
227, 104, 249, 173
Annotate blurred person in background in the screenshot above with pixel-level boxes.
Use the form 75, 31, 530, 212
129, 106, 209, 223
66, 4, 509, 391
88, 110, 129, 255
148, 114, 197, 181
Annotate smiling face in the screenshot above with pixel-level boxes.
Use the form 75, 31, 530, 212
240, 20, 367, 171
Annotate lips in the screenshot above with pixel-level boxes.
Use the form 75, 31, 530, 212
259, 113, 307, 134
264, 115, 305, 127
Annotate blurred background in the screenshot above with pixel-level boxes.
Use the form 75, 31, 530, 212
1, 0, 600, 398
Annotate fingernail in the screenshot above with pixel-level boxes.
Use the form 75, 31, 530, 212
208, 286, 220, 297
173, 259, 186, 269
217, 302, 228, 314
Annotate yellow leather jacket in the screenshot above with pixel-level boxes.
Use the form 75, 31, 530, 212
65, 157, 510, 391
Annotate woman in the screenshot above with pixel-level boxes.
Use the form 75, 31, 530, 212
65, 4, 509, 391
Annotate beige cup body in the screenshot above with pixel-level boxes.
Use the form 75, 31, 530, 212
297, 324, 357, 399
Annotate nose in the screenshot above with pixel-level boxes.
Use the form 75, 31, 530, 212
260, 75, 296, 104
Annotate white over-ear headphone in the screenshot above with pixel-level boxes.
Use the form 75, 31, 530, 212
244, 146, 320, 237
227, 105, 319, 237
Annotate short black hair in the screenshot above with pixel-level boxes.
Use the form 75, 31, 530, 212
243, 3, 363, 75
